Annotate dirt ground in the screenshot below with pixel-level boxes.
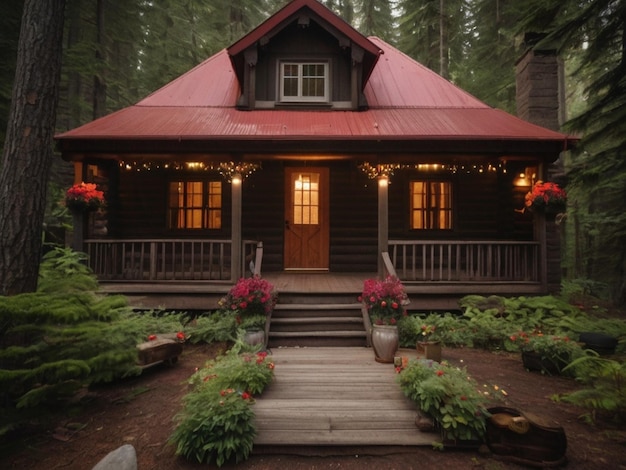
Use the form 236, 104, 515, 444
2, 342, 625, 470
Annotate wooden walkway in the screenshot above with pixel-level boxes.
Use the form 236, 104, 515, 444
252, 347, 440, 446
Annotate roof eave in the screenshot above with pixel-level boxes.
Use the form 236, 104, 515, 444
57, 135, 574, 160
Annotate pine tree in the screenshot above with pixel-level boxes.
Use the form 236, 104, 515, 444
0, 0, 66, 296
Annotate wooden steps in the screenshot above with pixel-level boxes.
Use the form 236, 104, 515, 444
269, 299, 367, 347
252, 347, 439, 446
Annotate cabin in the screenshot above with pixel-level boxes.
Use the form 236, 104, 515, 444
55, 0, 575, 336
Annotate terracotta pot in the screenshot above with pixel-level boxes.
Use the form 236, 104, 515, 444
371, 325, 399, 363
417, 341, 442, 362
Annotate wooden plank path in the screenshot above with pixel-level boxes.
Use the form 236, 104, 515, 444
252, 347, 440, 446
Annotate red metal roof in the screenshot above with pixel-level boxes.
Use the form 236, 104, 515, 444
56, 36, 576, 156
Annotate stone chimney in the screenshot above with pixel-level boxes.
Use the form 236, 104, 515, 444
515, 33, 566, 132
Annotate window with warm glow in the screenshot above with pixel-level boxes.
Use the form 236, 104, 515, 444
410, 180, 453, 230
293, 173, 319, 225
168, 181, 222, 229
280, 62, 328, 102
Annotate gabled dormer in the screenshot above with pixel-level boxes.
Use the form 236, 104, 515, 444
227, 0, 381, 110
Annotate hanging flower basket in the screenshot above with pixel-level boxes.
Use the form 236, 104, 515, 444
524, 181, 567, 214
65, 182, 105, 212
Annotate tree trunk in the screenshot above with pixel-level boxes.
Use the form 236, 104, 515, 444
93, 0, 107, 120
0, 0, 66, 296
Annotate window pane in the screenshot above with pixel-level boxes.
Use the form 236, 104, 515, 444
168, 180, 222, 229
293, 173, 319, 225
411, 180, 452, 230
206, 181, 222, 229
281, 62, 327, 101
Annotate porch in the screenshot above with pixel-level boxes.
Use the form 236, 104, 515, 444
93, 238, 545, 311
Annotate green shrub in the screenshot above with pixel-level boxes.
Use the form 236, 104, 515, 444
170, 350, 275, 466
558, 354, 626, 423
397, 359, 500, 442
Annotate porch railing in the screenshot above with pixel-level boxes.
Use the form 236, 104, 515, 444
388, 240, 541, 283
84, 239, 261, 281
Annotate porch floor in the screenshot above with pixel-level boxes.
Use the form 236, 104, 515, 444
98, 272, 540, 310
253, 346, 439, 446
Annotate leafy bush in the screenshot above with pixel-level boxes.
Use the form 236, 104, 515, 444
0, 247, 143, 436
184, 311, 238, 344
558, 354, 626, 423
397, 359, 502, 442
170, 350, 275, 466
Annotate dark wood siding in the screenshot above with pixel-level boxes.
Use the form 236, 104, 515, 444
329, 162, 378, 272
255, 21, 353, 103
242, 161, 285, 271
107, 160, 535, 275
388, 164, 533, 241
113, 168, 231, 238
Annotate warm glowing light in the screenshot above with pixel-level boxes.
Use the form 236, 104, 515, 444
378, 176, 389, 187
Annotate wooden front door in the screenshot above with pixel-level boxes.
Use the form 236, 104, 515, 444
284, 167, 329, 270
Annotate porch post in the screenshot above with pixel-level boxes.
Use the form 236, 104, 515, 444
535, 213, 548, 291
377, 175, 389, 278
231, 174, 243, 281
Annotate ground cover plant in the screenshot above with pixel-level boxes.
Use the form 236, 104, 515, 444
397, 358, 503, 442
398, 294, 626, 427
169, 348, 275, 466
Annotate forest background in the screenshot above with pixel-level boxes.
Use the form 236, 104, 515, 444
0, 0, 624, 306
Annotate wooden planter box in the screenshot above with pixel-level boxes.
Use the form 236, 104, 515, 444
137, 336, 183, 368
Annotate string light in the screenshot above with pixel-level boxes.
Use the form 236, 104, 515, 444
119, 160, 261, 181
358, 161, 506, 179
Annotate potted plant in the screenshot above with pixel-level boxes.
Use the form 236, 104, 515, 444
65, 182, 105, 212
359, 276, 408, 363
524, 180, 567, 214
219, 276, 277, 348
416, 323, 442, 362
508, 331, 584, 375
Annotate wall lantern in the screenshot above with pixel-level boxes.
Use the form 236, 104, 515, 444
514, 167, 537, 187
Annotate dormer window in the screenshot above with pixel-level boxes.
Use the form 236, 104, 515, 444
280, 62, 329, 103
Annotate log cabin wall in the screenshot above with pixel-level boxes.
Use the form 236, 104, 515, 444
388, 164, 534, 241
108, 160, 536, 273
113, 166, 231, 238
241, 161, 285, 271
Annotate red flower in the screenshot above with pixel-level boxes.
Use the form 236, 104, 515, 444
241, 392, 251, 400
148, 334, 157, 341
436, 370, 444, 376
391, 301, 398, 309
395, 366, 402, 374
176, 331, 185, 341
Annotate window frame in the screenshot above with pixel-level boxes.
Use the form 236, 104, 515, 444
167, 179, 223, 230
409, 179, 454, 231
279, 61, 330, 103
